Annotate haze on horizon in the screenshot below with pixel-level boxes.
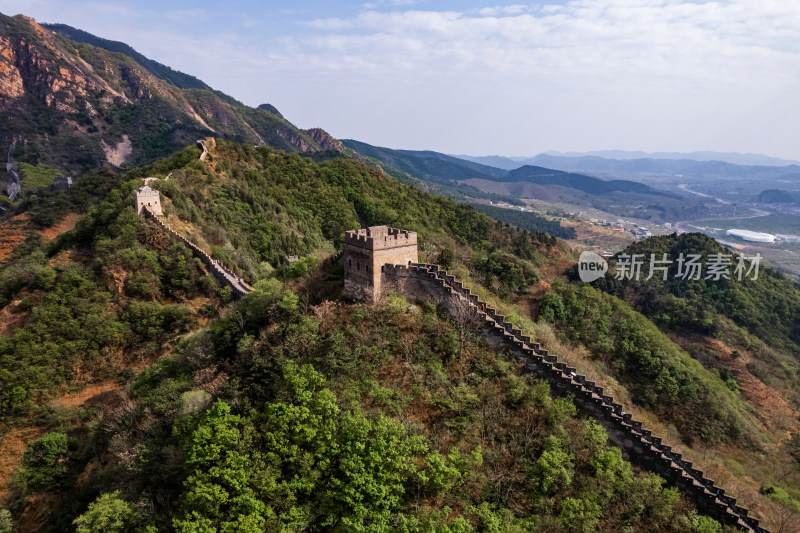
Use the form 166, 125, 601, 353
4, 0, 799, 161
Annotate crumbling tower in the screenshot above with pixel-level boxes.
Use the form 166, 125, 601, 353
343, 225, 418, 302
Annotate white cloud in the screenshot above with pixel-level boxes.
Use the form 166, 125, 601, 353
477, 4, 529, 16
271, 0, 800, 157
2, 0, 800, 157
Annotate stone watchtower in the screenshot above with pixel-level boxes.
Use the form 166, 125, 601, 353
135, 185, 162, 215
343, 226, 418, 302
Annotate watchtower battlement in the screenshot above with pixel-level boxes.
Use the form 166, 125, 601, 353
135, 184, 162, 216
344, 226, 417, 250
343, 225, 418, 302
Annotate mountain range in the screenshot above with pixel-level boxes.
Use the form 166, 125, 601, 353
458, 150, 800, 169
341, 140, 710, 222
2, 11, 800, 532
0, 13, 341, 177
456, 153, 800, 184
343, 140, 668, 196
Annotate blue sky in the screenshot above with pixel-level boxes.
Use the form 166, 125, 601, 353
4, 1, 800, 159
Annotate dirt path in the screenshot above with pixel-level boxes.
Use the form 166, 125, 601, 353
0, 297, 30, 337
56, 380, 123, 409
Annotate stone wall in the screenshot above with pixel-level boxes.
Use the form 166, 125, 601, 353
380, 263, 766, 533
135, 186, 162, 215
142, 208, 252, 298
343, 225, 418, 302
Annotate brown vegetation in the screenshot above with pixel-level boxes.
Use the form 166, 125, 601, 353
0, 427, 44, 504
36, 212, 81, 241
0, 213, 29, 262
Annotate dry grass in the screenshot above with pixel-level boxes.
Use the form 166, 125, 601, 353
36, 212, 81, 241
0, 427, 45, 504
0, 213, 29, 262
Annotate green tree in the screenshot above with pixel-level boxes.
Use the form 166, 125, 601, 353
20, 432, 75, 491
0, 509, 12, 533
437, 248, 455, 271
173, 400, 266, 532
73, 491, 143, 533
531, 436, 573, 496
558, 497, 601, 532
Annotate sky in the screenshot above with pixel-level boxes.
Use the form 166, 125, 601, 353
4, 0, 800, 159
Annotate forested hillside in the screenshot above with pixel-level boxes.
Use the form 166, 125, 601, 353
472, 204, 577, 240
3, 137, 798, 530
531, 233, 800, 529
1, 140, 666, 532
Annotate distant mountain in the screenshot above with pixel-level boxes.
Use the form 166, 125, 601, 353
525, 155, 687, 175
544, 150, 800, 167
343, 140, 696, 221
344, 140, 663, 196
470, 154, 800, 186
394, 149, 508, 179
454, 153, 800, 177
0, 13, 336, 176
756, 189, 798, 204
451, 154, 521, 170
343, 140, 505, 184
257, 103, 283, 119
506, 165, 661, 195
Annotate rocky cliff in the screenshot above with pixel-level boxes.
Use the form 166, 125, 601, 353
0, 13, 327, 174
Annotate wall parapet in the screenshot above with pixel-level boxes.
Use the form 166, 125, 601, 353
142, 207, 252, 298
344, 225, 417, 250
379, 261, 766, 533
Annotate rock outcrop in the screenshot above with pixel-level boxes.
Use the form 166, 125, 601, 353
306, 128, 345, 153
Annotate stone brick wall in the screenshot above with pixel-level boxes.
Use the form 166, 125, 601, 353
376, 262, 766, 533
343, 225, 418, 301
141, 207, 252, 298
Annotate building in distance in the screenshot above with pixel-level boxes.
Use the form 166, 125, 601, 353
725, 229, 776, 243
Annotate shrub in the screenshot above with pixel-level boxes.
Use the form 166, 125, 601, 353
20, 432, 76, 491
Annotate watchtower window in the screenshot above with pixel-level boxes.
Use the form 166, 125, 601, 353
357, 262, 360, 271
348, 259, 352, 268
381, 265, 385, 272
366, 265, 370, 273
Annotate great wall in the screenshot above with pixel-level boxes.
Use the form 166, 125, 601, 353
135, 146, 765, 531
378, 261, 766, 532
340, 225, 766, 532
141, 206, 252, 298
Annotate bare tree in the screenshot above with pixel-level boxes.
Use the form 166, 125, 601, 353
449, 295, 482, 357
420, 241, 438, 264
775, 504, 800, 533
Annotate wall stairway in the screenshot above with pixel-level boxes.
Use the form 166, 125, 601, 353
142, 206, 253, 298
388, 262, 766, 533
